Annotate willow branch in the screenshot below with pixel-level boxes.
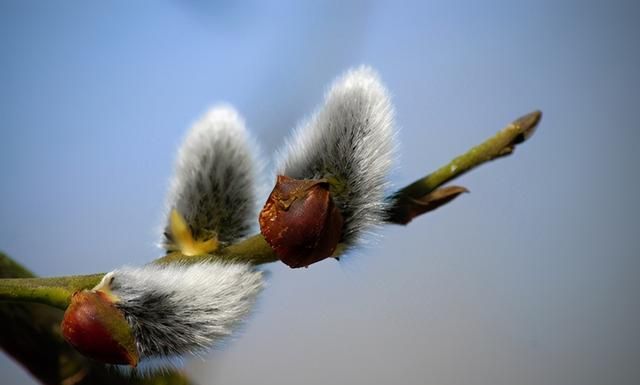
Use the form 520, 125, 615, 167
0, 110, 541, 310
394, 111, 540, 200
386, 110, 541, 223
0, 274, 104, 309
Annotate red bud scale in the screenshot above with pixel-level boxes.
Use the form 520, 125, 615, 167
62, 290, 139, 366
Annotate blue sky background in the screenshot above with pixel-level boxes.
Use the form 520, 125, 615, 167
1, 1, 639, 384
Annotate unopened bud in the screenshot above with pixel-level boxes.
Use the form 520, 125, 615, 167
259, 175, 343, 268
62, 290, 139, 366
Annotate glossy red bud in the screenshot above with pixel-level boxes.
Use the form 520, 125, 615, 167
259, 175, 344, 268
62, 290, 139, 367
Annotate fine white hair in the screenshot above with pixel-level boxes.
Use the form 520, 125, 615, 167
163, 105, 259, 247
99, 262, 263, 361
276, 66, 396, 245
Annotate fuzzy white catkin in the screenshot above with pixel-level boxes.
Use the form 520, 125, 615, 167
99, 262, 263, 361
164, 105, 259, 248
277, 66, 396, 245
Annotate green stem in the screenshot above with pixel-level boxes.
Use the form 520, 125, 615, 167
0, 111, 542, 310
0, 236, 279, 309
0, 274, 103, 309
155, 234, 278, 265
386, 111, 541, 223
400, 111, 540, 197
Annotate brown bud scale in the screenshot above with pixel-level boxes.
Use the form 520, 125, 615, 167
259, 175, 343, 268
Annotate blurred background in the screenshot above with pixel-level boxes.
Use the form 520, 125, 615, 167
1, 1, 639, 384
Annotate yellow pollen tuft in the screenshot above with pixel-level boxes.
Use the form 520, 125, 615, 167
169, 208, 219, 256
